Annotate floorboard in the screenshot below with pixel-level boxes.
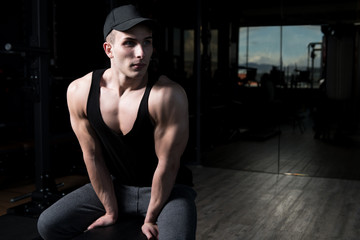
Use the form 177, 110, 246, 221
190, 166, 360, 240
0, 175, 89, 216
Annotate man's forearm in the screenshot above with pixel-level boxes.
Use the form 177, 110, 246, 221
145, 163, 178, 223
85, 155, 118, 219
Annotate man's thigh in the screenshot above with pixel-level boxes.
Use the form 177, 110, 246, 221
37, 183, 105, 239
157, 185, 197, 240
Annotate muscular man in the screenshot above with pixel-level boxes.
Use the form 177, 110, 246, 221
37, 4, 196, 240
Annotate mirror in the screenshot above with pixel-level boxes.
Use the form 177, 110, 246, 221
195, 24, 360, 181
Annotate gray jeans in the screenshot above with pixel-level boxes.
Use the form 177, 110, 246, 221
37, 183, 197, 240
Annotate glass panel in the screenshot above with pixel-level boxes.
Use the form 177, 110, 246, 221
282, 26, 323, 88
279, 25, 322, 177
173, 28, 181, 57
206, 25, 324, 176
184, 30, 194, 79
210, 29, 218, 78
238, 27, 248, 67
238, 26, 281, 87
204, 26, 281, 174
205, 23, 360, 182
183, 29, 218, 79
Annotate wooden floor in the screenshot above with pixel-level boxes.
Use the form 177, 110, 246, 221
190, 165, 360, 240
0, 175, 89, 216
1, 166, 360, 239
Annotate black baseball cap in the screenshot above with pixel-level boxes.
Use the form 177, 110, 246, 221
103, 4, 154, 40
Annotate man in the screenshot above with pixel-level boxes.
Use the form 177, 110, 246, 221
37, 4, 197, 240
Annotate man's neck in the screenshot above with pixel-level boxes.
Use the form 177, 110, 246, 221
103, 69, 148, 96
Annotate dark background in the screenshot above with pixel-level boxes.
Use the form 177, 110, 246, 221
1, 0, 360, 190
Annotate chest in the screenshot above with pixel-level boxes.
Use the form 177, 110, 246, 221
99, 87, 146, 135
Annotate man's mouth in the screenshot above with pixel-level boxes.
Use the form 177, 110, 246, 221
132, 62, 146, 67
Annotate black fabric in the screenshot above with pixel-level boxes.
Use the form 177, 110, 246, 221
72, 216, 147, 240
86, 69, 193, 187
0, 214, 41, 240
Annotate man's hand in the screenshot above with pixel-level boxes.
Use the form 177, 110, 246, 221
142, 222, 159, 240
87, 214, 117, 230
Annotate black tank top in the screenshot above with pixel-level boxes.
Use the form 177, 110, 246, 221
86, 69, 193, 187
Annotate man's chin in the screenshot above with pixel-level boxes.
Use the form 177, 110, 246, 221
128, 70, 147, 79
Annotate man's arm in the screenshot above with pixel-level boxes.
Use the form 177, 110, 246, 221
67, 76, 118, 230
142, 77, 189, 239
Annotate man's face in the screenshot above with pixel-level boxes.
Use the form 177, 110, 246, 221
109, 24, 153, 79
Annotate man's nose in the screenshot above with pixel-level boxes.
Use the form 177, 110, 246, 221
135, 44, 145, 59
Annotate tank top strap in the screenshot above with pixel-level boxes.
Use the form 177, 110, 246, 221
138, 76, 157, 117
87, 68, 107, 119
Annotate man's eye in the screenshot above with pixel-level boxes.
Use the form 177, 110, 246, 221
124, 41, 135, 46
143, 40, 152, 46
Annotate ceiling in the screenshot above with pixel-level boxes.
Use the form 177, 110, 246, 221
144, 0, 360, 28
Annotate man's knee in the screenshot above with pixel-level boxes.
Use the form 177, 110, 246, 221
157, 186, 197, 239
37, 210, 58, 240
168, 185, 197, 217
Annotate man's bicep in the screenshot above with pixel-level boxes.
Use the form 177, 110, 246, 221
70, 114, 99, 160
67, 79, 97, 156
154, 93, 189, 162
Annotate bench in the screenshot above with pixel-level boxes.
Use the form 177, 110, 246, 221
72, 216, 147, 240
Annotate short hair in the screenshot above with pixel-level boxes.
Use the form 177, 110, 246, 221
106, 30, 115, 44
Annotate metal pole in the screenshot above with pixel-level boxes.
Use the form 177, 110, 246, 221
29, 0, 62, 212
195, 0, 202, 164
31, 0, 51, 191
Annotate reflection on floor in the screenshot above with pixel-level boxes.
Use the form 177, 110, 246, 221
203, 119, 360, 181
191, 165, 360, 240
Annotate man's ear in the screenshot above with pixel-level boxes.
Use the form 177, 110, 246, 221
103, 42, 113, 58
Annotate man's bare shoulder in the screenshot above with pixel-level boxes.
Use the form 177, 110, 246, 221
67, 72, 93, 115
153, 75, 180, 87
152, 75, 187, 99
149, 75, 188, 118
67, 72, 93, 96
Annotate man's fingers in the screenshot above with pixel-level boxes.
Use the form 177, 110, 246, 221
87, 215, 116, 230
142, 223, 159, 240
148, 229, 158, 239
150, 227, 159, 238
144, 232, 154, 240
144, 230, 157, 240
87, 218, 103, 230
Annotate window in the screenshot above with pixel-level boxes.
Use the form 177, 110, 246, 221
184, 29, 218, 79
184, 30, 194, 78
238, 25, 323, 88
